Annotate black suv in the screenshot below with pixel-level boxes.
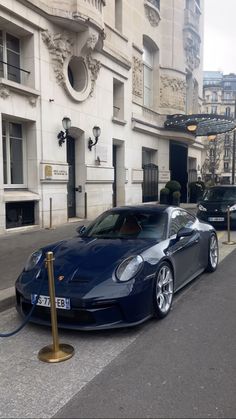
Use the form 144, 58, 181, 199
197, 185, 236, 228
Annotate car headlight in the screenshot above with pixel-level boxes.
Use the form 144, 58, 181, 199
115, 255, 144, 282
198, 204, 207, 212
24, 249, 43, 271
229, 204, 236, 212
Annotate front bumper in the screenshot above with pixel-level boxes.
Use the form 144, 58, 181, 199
197, 210, 236, 228
15, 277, 153, 330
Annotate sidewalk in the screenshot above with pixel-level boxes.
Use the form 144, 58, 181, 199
0, 218, 88, 311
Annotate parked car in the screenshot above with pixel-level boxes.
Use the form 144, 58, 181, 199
197, 185, 236, 228
15, 205, 218, 330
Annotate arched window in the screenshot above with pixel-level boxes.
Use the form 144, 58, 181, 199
225, 107, 231, 117
143, 36, 159, 109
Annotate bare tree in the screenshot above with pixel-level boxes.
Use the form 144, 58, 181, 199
201, 135, 224, 184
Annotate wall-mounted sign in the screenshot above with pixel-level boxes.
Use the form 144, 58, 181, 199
41, 163, 69, 182
159, 171, 170, 182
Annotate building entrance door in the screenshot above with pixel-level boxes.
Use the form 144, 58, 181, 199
112, 145, 117, 207
142, 163, 159, 202
170, 142, 188, 202
67, 137, 76, 218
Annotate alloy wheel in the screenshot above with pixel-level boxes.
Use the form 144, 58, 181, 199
209, 234, 218, 269
156, 264, 174, 314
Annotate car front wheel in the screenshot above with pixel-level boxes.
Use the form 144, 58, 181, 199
153, 262, 174, 319
206, 233, 219, 272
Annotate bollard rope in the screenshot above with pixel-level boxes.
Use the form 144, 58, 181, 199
0, 270, 46, 338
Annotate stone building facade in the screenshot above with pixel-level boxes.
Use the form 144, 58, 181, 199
0, 0, 204, 233
202, 71, 236, 184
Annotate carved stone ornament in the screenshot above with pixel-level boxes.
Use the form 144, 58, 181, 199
184, 31, 201, 71
41, 30, 74, 86
0, 84, 10, 99
160, 76, 186, 111
144, 0, 161, 27
86, 31, 99, 51
28, 96, 38, 107
132, 56, 143, 98
86, 53, 101, 96
192, 80, 199, 113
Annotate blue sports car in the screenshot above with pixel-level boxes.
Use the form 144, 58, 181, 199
15, 205, 218, 330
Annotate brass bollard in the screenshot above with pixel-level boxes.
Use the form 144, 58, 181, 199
38, 251, 74, 363
222, 206, 236, 246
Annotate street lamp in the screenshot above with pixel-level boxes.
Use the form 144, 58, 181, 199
232, 130, 236, 185
232, 100, 236, 185
88, 126, 101, 150
57, 117, 72, 146
186, 122, 198, 133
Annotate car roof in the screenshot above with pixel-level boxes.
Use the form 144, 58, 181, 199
107, 205, 181, 214
208, 185, 236, 189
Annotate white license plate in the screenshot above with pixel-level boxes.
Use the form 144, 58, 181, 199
208, 217, 224, 222
31, 294, 70, 310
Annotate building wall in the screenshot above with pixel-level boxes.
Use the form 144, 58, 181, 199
0, 0, 204, 233
202, 71, 236, 183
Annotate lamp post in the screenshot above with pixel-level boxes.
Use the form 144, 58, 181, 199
232, 100, 236, 185
88, 126, 101, 150
232, 132, 236, 185
57, 117, 72, 146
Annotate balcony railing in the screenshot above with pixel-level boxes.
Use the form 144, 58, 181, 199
184, 8, 200, 33
147, 0, 160, 10
26, 0, 105, 31
0, 60, 30, 85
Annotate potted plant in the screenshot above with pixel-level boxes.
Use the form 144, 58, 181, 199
165, 180, 181, 194
172, 190, 181, 206
165, 180, 181, 205
160, 187, 170, 204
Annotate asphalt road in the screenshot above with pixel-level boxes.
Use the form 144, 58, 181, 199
55, 249, 236, 419
1, 217, 236, 418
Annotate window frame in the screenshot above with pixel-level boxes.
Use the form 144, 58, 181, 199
168, 209, 195, 237
143, 44, 154, 108
2, 119, 27, 188
0, 29, 21, 83
224, 162, 229, 171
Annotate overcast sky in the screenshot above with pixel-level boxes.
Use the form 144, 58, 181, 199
203, 0, 236, 74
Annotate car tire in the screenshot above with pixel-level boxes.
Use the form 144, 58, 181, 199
153, 261, 174, 319
206, 233, 219, 272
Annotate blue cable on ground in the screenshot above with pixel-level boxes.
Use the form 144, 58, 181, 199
0, 271, 46, 338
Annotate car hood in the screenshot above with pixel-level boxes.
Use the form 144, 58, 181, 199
42, 236, 156, 284
199, 199, 236, 212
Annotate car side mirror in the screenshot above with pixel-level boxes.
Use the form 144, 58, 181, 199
76, 225, 86, 236
176, 227, 193, 240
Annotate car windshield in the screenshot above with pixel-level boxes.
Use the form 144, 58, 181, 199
83, 211, 168, 240
203, 187, 236, 201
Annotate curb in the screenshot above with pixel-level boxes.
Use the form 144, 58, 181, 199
0, 287, 15, 313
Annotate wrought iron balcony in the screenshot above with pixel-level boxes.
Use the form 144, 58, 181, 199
146, 0, 160, 10
0, 60, 30, 85
184, 8, 200, 33
26, 0, 106, 31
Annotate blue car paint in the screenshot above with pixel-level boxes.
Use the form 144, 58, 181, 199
15, 236, 163, 329
15, 205, 216, 330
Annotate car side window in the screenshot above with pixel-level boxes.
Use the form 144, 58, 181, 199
169, 210, 195, 237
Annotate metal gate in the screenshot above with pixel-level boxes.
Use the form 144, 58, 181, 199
142, 163, 159, 202
188, 169, 197, 183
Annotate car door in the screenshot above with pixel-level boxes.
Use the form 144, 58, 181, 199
167, 209, 201, 289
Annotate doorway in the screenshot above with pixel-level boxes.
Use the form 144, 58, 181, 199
67, 137, 76, 218
169, 142, 188, 202
113, 145, 117, 207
